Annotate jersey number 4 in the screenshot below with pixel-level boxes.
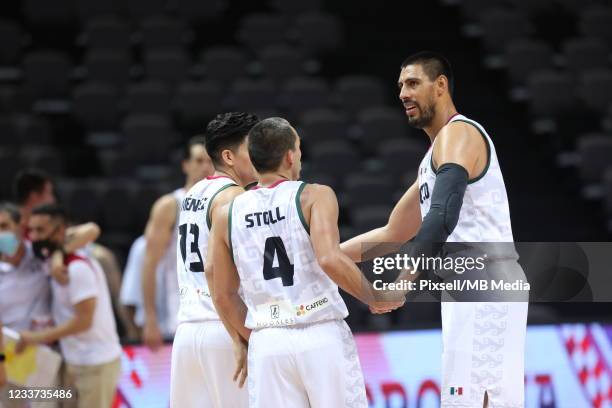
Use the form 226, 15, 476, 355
263, 236, 294, 286
179, 223, 204, 272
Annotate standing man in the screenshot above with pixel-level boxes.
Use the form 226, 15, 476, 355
0, 201, 101, 332
17, 204, 122, 408
141, 136, 214, 350
341, 52, 528, 408
170, 112, 258, 407
0, 202, 52, 333
211, 118, 402, 408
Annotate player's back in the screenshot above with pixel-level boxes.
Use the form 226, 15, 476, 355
176, 175, 238, 323
230, 180, 348, 330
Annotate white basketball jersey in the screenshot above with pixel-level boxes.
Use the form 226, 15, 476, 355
229, 180, 349, 330
153, 188, 185, 334
176, 176, 238, 323
417, 114, 514, 242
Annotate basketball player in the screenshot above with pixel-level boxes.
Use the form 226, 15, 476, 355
169, 112, 259, 408
210, 117, 403, 408
341, 52, 528, 408
141, 136, 213, 350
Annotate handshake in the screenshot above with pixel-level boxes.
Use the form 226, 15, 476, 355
367, 284, 408, 314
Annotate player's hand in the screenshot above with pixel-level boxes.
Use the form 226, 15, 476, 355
369, 289, 405, 314
50, 250, 69, 286
232, 338, 248, 388
142, 319, 163, 352
369, 299, 405, 314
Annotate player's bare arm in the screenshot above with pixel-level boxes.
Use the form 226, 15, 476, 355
302, 183, 403, 311
50, 222, 102, 285
142, 194, 177, 351
64, 222, 101, 253
340, 180, 422, 262
210, 203, 251, 343
203, 185, 244, 302
203, 185, 249, 386
432, 121, 488, 178
16, 297, 96, 353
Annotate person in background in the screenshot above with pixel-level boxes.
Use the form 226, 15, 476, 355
141, 137, 213, 350
12, 169, 132, 339
1, 201, 101, 332
17, 204, 121, 408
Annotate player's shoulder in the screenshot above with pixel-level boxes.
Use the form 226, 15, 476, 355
302, 182, 335, 196
437, 119, 487, 154
213, 200, 233, 223
299, 183, 336, 206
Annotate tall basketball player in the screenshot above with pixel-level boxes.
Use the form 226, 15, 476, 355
210, 117, 403, 408
169, 112, 259, 408
141, 136, 213, 350
341, 52, 528, 408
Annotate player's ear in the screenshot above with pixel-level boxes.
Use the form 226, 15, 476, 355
286, 149, 295, 168
221, 149, 234, 167
437, 75, 448, 96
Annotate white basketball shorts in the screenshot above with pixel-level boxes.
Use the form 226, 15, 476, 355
440, 302, 528, 408
170, 320, 248, 408
247, 319, 368, 408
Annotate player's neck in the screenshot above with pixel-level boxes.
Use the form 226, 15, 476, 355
424, 105, 458, 142
212, 169, 240, 185
258, 171, 291, 187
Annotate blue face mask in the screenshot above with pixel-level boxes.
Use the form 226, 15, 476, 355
0, 231, 20, 257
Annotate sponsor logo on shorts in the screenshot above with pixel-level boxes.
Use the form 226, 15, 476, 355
295, 297, 329, 316
270, 304, 280, 319
450, 386, 463, 396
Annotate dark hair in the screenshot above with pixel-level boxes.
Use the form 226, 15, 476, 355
183, 135, 207, 160
401, 51, 454, 95
205, 112, 259, 167
31, 203, 67, 225
0, 202, 21, 224
248, 117, 297, 173
13, 169, 52, 205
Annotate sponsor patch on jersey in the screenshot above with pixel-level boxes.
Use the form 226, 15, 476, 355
253, 300, 296, 328
295, 295, 330, 317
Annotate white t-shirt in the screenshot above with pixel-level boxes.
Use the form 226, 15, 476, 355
52, 253, 121, 366
0, 242, 52, 331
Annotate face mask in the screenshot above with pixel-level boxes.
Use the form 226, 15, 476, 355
32, 239, 59, 260
0, 232, 20, 257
